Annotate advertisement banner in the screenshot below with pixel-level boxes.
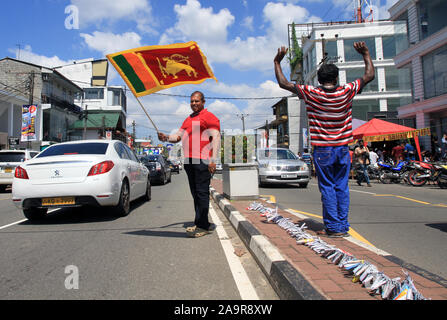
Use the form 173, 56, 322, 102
21, 105, 37, 142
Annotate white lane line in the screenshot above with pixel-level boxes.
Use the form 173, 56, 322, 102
0, 219, 27, 230
209, 205, 260, 300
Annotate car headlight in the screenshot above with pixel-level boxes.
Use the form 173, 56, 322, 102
300, 164, 308, 171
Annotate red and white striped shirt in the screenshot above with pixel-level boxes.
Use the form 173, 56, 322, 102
294, 79, 364, 147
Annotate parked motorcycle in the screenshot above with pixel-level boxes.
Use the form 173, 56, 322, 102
377, 160, 410, 184
408, 162, 447, 188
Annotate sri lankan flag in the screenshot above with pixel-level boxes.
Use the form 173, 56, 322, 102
106, 41, 217, 97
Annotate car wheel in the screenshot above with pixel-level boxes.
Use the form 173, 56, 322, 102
23, 207, 48, 221
144, 179, 152, 201
115, 180, 130, 217
168, 172, 172, 183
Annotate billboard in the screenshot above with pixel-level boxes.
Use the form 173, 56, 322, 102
21, 105, 37, 142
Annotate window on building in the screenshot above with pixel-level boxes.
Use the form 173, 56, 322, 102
422, 44, 447, 99
351, 99, 380, 121
345, 68, 378, 92
324, 40, 338, 63
387, 97, 412, 112
108, 88, 122, 106
385, 66, 411, 92
84, 88, 104, 100
382, 34, 408, 59
310, 46, 316, 68
344, 38, 376, 62
419, 0, 447, 41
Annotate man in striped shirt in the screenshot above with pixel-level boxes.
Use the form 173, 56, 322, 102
274, 42, 375, 237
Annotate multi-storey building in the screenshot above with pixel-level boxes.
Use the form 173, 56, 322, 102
0, 57, 83, 150
389, 0, 447, 151
55, 59, 127, 142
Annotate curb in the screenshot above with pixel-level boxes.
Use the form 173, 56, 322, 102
210, 187, 326, 300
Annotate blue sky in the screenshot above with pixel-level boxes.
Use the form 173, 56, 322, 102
0, 0, 398, 141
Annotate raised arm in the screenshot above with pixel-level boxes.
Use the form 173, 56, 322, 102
354, 41, 375, 85
274, 47, 299, 94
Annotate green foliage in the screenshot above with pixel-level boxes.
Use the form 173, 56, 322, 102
288, 23, 303, 71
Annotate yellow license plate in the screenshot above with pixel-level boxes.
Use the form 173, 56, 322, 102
4, 168, 12, 173
42, 197, 75, 206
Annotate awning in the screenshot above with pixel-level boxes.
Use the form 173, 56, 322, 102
71, 112, 121, 130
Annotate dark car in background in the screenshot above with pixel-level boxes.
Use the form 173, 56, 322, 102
167, 159, 180, 173
139, 154, 171, 185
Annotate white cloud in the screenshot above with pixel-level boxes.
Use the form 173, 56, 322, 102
8, 45, 72, 68
159, 0, 321, 72
70, 0, 157, 34
80, 31, 142, 56
241, 16, 254, 31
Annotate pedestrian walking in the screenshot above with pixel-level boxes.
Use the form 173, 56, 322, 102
158, 91, 221, 238
274, 41, 375, 238
354, 140, 371, 187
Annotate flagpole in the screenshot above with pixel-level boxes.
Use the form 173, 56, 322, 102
134, 94, 160, 134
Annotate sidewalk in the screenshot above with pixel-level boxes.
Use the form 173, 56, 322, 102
210, 178, 447, 300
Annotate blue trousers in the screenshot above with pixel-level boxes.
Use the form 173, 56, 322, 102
313, 145, 351, 233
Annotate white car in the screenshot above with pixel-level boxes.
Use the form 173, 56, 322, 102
12, 140, 151, 221
0, 149, 40, 192
256, 148, 311, 188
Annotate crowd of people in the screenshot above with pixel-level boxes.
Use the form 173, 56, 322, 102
296, 134, 447, 187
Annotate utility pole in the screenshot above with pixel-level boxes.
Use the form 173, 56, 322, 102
83, 105, 88, 140
237, 113, 248, 134
132, 120, 136, 149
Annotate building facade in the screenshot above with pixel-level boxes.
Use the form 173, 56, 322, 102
389, 0, 447, 151
0, 58, 83, 150
55, 59, 128, 143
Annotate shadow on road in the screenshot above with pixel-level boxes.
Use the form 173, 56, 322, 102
124, 221, 195, 238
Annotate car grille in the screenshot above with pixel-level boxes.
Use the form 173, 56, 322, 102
277, 166, 300, 172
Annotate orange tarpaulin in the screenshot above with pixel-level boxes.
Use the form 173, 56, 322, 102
352, 118, 430, 161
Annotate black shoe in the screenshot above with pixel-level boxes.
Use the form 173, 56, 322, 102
357, 181, 362, 186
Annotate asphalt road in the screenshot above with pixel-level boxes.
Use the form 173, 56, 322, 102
0, 173, 278, 300
255, 175, 447, 280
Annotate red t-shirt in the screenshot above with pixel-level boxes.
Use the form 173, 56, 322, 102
180, 108, 220, 160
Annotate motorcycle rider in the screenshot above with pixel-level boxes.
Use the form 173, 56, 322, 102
354, 140, 372, 187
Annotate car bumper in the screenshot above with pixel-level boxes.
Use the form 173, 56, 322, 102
149, 170, 164, 181
12, 176, 121, 209
259, 170, 310, 184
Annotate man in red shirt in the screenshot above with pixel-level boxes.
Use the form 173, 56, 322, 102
158, 91, 221, 237
274, 42, 375, 237
391, 142, 405, 163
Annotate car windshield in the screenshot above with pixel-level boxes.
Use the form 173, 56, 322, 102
258, 149, 297, 160
36, 143, 109, 158
0, 152, 25, 162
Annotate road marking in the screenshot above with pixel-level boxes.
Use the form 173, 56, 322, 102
0, 219, 27, 230
209, 205, 259, 300
374, 194, 432, 205
260, 195, 276, 203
